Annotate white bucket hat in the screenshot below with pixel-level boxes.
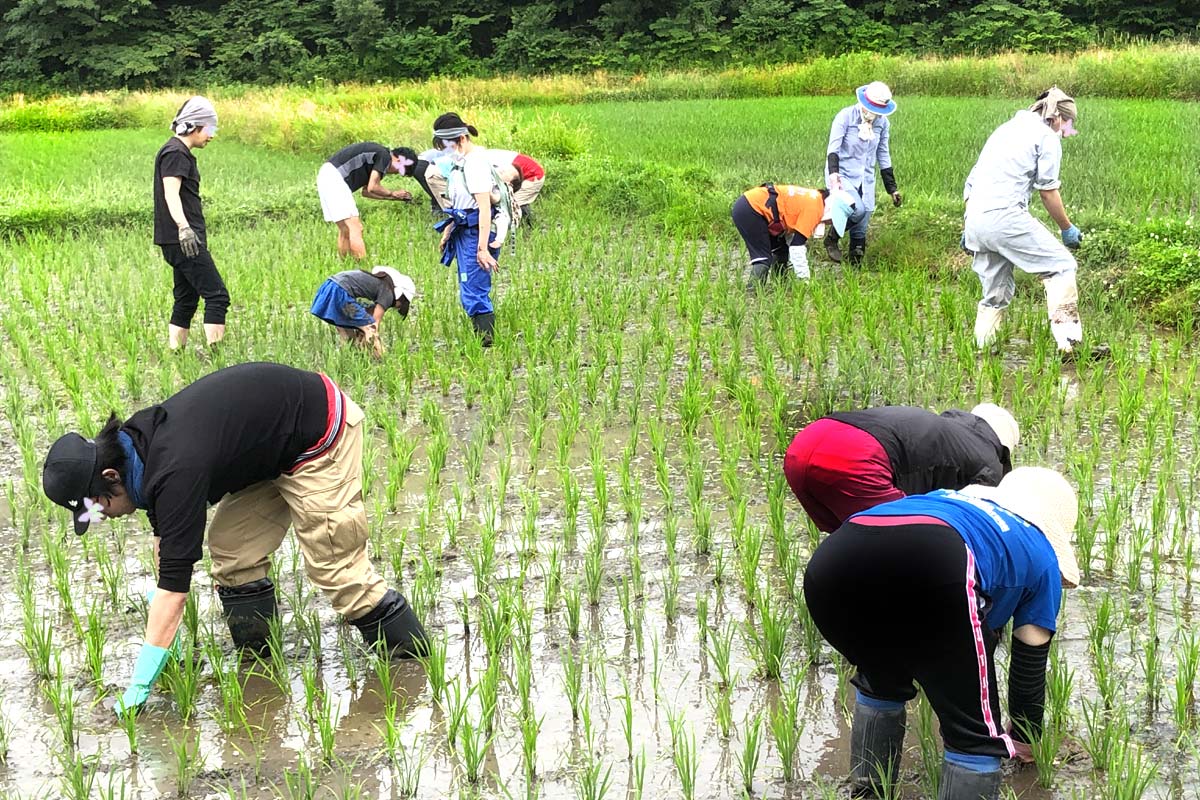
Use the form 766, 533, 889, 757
961, 467, 1080, 587
371, 266, 416, 302
970, 403, 1019, 454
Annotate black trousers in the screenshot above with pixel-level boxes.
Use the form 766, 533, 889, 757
412, 160, 441, 212
161, 243, 230, 328
803, 520, 1015, 759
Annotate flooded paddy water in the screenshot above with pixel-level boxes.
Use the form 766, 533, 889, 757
0, 207, 1198, 800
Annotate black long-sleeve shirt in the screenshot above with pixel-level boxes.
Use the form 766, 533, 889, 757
828, 406, 1011, 495
122, 363, 330, 592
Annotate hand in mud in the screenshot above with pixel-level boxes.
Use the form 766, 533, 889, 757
392, 189, 413, 201
891, 191, 902, 208
1011, 739, 1035, 764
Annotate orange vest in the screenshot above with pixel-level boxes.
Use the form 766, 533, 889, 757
744, 185, 824, 239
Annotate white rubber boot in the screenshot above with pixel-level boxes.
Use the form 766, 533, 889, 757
974, 305, 1004, 349
1044, 272, 1082, 353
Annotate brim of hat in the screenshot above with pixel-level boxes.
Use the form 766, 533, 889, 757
961, 486, 1080, 587
856, 87, 896, 115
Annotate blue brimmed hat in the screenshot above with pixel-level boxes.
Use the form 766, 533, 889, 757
856, 82, 896, 116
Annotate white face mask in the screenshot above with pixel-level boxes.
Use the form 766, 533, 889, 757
858, 106, 878, 140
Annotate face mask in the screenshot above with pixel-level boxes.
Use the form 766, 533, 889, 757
858, 106, 877, 140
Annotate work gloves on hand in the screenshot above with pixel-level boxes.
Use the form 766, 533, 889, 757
178, 226, 201, 258
1060, 225, 1082, 249
789, 245, 810, 280
891, 191, 902, 208
113, 641, 172, 717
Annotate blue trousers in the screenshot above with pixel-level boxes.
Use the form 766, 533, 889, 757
438, 210, 500, 317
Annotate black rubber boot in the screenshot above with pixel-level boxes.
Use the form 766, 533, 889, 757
824, 230, 843, 263
471, 312, 495, 348
849, 237, 867, 266
745, 261, 771, 293
937, 759, 1001, 800
217, 578, 277, 653
351, 589, 429, 659
849, 698, 906, 798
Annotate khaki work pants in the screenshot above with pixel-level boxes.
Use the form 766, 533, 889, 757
208, 396, 386, 620
512, 177, 544, 207
424, 170, 451, 210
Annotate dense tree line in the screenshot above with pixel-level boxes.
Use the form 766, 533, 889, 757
1, 0, 1197, 90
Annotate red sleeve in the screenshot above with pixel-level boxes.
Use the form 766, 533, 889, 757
512, 154, 544, 180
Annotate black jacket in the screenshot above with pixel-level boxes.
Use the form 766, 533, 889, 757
123, 363, 329, 592
827, 406, 1011, 496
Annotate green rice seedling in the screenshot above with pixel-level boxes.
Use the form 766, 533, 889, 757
709, 622, 735, 688
458, 713, 494, 784
617, 574, 634, 632
710, 680, 734, 738
97, 772, 128, 800
543, 544, 563, 613
443, 678, 474, 750
394, 738, 426, 798
736, 524, 764, 605
663, 513, 679, 564
261, 612, 290, 696
737, 711, 764, 796
562, 468, 582, 543
617, 676, 635, 759
83, 602, 107, 687
478, 592, 513, 657
281, 754, 317, 800
584, 536, 605, 606
168, 727, 206, 797
20, 607, 54, 680
299, 656, 322, 722
43, 666, 77, 753
371, 649, 403, 760
0, 706, 10, 763
668, 713, 699, 800
520, 709, 542, 781
1080, 698, 1124, 770
479, 657, 502, 735
696, 593, 708, 648
1137, 600, 1162, 709
59, 752, 100, 800
743, 587, 790, 680
575, 750, 614, 800
691, 501, 713, 557
419, 630, 449, 703
663, 560, 680, 623
118, 692, 139, 753
711, 545, 727, 589
564, 579, 583, 639
1172, 630, 1199, 731
313, 688, 339, 764
1045, 643, 1075, 734
163, 634, 203, 722
769, 671, 803, 783
1106, 733, 1157, 800
631, 747, 647, 800
562, 642, 585, 721
1125, 523, 1149, 592
915, 692, 940, 796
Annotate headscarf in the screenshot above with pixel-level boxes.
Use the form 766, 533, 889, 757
171, 96, 218, 135
1030, 87, 1076, 123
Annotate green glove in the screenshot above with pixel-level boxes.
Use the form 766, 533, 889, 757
114, 642, 171, 717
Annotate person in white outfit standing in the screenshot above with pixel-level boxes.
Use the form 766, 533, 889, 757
962, 88, 1096, 360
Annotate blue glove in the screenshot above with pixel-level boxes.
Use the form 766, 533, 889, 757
1061, 225, 1082, 249
113, 642, 171, 716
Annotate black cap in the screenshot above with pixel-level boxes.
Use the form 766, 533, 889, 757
43, 433, 98, 535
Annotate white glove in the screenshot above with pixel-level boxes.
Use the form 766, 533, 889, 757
813, 223, 826, 239
790, 245, 810, 279
826, 173, 841, 191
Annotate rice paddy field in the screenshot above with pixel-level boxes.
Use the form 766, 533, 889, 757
0, 86, 1198, 800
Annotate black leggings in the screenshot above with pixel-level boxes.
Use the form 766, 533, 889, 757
161, 243, 230, 328
803, 520, 1015, 759
731, 194, 787, 266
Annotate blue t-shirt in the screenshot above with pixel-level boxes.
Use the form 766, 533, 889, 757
853, 490, 1062, 632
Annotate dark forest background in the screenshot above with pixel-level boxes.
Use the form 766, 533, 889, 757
2, 0, 1197, 91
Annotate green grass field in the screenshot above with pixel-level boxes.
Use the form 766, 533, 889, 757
0, 86, 1197, 800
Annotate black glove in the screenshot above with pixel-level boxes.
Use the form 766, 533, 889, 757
178, 226, 200, 258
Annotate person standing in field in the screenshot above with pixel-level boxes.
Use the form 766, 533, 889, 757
310, 266, 416, 358
784, 403, 1019, 533
41, 362, 429, 716
488, 149, 545, 223
317, 142, 414, 259
804, 467, 1079, 800
963, 88, 1096, 360
824, 82, 902, 266
731, 183, 855, 289
155, 96, 229, 351
431, 112, 520, 347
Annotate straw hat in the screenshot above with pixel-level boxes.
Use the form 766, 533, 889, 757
371, 266, 416, 302
961, 467, 1080, 587
970, 403, 1019, 454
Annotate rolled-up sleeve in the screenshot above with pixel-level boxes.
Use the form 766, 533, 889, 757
1033, 133, 1062, 192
